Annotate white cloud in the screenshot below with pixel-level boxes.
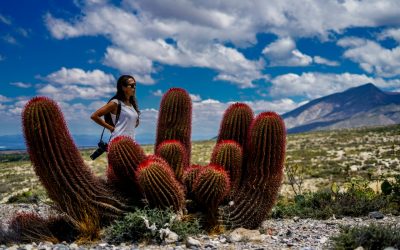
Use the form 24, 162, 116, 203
10, 82, 32, 88
151, 89, 163, 97
0, 54, 4, 61
379, 28, 400, 43
37, 67, 116, 101
338, 37, 400, 77
0, 95, 12, 102
2, 34, 18, 45
270, 72, 400, 99
0, 14, 11, 25
313, 56, 339, 66
262, 37, 312, 66
44, 67, 115, 86
189, 94, 202, 102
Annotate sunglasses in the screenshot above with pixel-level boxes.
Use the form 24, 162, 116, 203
122, 83, 136, 89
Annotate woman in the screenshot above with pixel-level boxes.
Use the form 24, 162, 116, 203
91, 75, 140, 141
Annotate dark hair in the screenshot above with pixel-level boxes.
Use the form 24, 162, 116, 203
108, 75, 141, 116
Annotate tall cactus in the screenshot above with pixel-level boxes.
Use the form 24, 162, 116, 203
136, 155, 185, 211
217, 103, 254, 146
22, 97, 128, 231
155, 88, 192, 161
107, 136, 146, 204
210, 140, 242, 195
156, 140, 189, 181
224, 112, 286, 229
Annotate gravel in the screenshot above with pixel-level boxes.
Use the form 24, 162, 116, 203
1, 204, 399, 250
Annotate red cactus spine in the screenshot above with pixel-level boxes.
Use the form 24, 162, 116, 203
155, 88, 192, 161
182, 164, 203, 199
192, 164, 230, 229
156, 140, 189, 181
22, 97, 127, 226
225, 112, 286, 229
210, 140, 242, 194
217, 103, 254, 146
107, 136, 146, 203
136, 155, 185, 211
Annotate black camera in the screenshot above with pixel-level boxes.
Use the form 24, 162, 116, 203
90, 140, 108, 160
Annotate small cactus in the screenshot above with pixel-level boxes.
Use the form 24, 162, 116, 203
156, 140, 189, 181
107, 136, 145, 203
182, 164, 203, 199
210, 140, 242, 194
192, 164, 230, 229
136, 156, 185, 211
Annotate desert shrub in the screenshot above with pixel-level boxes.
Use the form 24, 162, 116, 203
272, 182, 389, 219
330, 224, 400, 249
104, 207, 202, 244
7, 191, 39, 204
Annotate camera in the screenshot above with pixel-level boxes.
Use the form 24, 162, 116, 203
90, 140, 108, 160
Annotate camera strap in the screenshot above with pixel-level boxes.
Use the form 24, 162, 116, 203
99, 99, 122, 143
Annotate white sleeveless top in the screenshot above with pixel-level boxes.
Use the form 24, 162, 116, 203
110, 99, 138, 141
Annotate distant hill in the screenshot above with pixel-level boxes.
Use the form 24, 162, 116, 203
282, 83, 400, 133
0, 134, 156, 151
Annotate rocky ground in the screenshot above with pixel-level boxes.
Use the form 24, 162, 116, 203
1, 204, 399, 250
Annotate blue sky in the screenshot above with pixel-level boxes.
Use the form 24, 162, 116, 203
1, 0, 400, 143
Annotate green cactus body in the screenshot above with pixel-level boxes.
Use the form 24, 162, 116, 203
210, 140, 242, 194
136, 155, 185, 211
155, 88, 192, 161
182, 164, 203, 199
22, 97, 127, 223
217, 103, 254, 146
107, 136, 146, 203
225, 112, 286, 229
156, 139, 189, 181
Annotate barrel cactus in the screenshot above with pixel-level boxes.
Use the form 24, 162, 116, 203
135, 155, 185, 211
155, 88, 192, 161
156, 139, 189, 181
22, 97, 128, 236
224, 112, 286, 229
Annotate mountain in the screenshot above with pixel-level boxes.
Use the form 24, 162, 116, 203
282, 83, 400, 133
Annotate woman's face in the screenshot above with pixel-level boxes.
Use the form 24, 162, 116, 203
122, 78, 136, 97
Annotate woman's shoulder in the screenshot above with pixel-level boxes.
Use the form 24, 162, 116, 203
110, 99, 120, 105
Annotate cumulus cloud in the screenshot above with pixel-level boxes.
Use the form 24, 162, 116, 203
270, 72, 400, 99
262, 37, 312, 66
313, 56, 339, 66
0, 95, 12, 102
10, 82, 32, 88
338, 37, 400, 77
379, 28, 400, 43
190, 94, 202, 102
37, 67, 116, 101
2, 34, 18, 45
0, 14, 11, 25
151, 89, 163, 97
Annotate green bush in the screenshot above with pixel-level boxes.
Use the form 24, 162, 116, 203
7, 191, 39, 204
104, 207, 202, 244
271, 183, 389, 219
330, 224, 400, 249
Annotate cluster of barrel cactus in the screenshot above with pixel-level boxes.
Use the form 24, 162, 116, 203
21, 87, 286, 238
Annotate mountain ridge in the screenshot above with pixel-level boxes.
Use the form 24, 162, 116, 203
282, 83, 400, 133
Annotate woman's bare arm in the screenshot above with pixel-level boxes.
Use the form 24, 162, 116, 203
91, 102, 118, 132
